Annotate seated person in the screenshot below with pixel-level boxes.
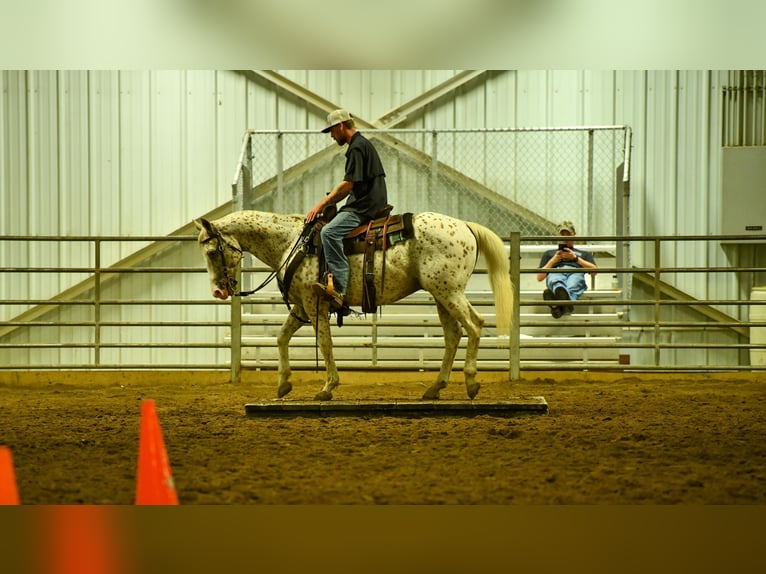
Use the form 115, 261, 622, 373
536, 220, 597, 318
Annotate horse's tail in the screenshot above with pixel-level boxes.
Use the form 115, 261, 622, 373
466, 222, 513, 337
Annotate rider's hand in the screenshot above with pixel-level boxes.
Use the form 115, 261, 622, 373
306, 203, 323, 223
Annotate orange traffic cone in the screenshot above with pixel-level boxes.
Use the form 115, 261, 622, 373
0, 445, 20, 505
135, 400, 179, 505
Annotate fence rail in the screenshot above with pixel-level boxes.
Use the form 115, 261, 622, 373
0, 235, 231, 370
1, 233, 765, 377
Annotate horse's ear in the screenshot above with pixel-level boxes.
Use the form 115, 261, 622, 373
194, 218, 216, 235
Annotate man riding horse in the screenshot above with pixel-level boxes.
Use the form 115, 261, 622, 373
305, 109, 389, 310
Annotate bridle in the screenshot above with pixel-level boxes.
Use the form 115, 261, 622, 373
201, 230, 244, 296
201, 223, 312, 298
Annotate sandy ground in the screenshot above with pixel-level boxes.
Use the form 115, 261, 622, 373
2, 369, 765, 505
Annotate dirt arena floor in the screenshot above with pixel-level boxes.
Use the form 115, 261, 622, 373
1, 369, 765, 505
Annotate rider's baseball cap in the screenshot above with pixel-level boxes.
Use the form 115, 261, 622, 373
321, 109, 353, 133
557, 220, 576, 234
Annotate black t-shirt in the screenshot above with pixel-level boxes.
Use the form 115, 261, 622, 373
340, 132, 388, 218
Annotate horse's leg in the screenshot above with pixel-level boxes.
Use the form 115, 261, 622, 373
276, 310, 307, 398
435, 295, 485, 399
461, 302, 485, 399
422, 302, 461, 400
311, 304, 341, 401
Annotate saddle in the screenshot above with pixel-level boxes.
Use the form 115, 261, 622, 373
281, 205, 414, 316
342, 206, 414, 314
342, 206, 412, 255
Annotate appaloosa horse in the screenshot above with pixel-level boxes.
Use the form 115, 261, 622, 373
195, 210, 513, 401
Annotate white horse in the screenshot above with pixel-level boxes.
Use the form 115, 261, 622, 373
195, 210, 513, 401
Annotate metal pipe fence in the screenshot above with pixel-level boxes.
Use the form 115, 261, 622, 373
0, 235, 232, 370
4, 232, 765, 376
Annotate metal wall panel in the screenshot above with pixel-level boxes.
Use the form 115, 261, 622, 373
185, 71, 219, 217
279, 70, 461, 123
675, 71, 709, 303
118, 71, 153, 239
521, 70, 556, 126
0, 70, 254, 240
0, 69, 757, 367
614, 70, 648, 239
484, 70, 517, 127
583, 71, 617, 125
150, 71, 184, 233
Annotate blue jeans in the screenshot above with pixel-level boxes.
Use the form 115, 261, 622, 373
319, 209, 366, 294
546, 267, 588, 300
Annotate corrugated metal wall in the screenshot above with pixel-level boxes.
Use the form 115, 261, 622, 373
0, 69, 755, 366
0, 70, 726, 238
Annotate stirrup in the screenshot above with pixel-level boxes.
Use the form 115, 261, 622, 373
312, 274, 344, 309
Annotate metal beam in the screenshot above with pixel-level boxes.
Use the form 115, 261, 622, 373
632, 271, 748, 338
374, 70, 488, 128
239, 70, 491, 130
238, 70, 373, 130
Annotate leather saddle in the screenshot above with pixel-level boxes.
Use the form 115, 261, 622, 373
342, 205, 413, 255
343, 206, 414, 314
303, 205, 414, 314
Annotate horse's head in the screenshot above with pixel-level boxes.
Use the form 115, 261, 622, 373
194, 217, 243, 300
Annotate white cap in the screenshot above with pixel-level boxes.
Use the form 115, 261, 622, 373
321, 109, 353, 132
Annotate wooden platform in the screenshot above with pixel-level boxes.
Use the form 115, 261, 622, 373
244, 397, 548, 418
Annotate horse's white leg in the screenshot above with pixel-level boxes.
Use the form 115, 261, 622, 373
276, 310, 308, 398
434, 295, 485, 399
311, 303, 341, 401
422, 302, 461, 400
461, 303, 485, 399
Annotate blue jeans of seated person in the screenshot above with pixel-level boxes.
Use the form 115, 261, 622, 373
547, 267, 588, 301
319, 209, 367, 294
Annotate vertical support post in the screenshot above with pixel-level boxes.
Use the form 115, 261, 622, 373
93, 240, 101, 366
509, 231, 521, 381
761, 71, 766, 146
614, 160, 630, 322
430, 131, 438, 205
619, 127, 632, 304
243, 132, 253, 210
615, 162, 624, 292
230, 275, 242, 384
745, 70, 758, 146
653, 238, 661, 367
229, 131, 249, 384
240, 132, 255, 296
586, 128, 595, 237
371, 311, 378, 367
276, 132, 284, 213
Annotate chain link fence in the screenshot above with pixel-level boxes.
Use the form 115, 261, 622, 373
232, 126, 630, 243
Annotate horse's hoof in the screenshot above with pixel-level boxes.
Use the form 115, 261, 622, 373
277, 382, 292, 398
422, 380, 446, 400
314, 390, 333, 401
466, 382, 480, 400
